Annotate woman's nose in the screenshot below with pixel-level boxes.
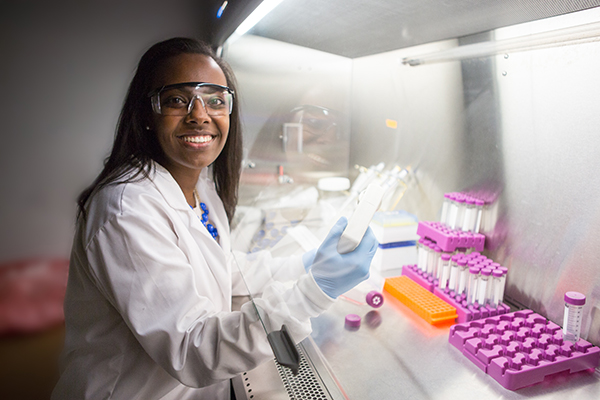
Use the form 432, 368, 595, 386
187, 96, 211, 121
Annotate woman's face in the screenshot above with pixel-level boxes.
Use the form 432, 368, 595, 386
150, 53, 230, 177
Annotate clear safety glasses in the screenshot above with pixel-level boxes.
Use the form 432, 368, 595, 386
148, 82, 234, 117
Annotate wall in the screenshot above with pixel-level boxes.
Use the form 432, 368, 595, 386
0, 1, 208, 263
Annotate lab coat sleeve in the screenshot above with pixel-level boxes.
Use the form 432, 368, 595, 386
84, 201, 334, 388
229, 250, 306, 296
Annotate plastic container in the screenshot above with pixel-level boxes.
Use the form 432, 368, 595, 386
491, 269, 504, 308
317, 177, 350, 200
563, 291, 586, 343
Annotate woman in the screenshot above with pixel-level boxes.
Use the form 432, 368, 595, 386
52, 37, 377, 399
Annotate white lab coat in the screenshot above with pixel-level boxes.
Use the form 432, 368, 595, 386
52, 162, 334, 400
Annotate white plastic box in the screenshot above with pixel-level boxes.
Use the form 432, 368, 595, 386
369, 210, 419, 272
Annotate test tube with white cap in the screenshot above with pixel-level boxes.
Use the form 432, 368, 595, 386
563, 291, 586, 343
477, 268, 492, 306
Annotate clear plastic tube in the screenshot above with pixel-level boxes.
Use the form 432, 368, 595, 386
440, 193, 451, 225
497, 267, 508, 302
474, 199, 484, 233
438, 254, 452, 290
453, 195, 466, 230
563, 292, 586, 343
431, 245, 442, 279
461, 198, 477, 232
491, 270, 503, 308
467, 266, 481, 306
456, 259, 468, 295
417, 239, 426, 272
426, 242, 436, 275
448, 255, 461, 293
477, 268, 492, 306
446, 193, 458, 229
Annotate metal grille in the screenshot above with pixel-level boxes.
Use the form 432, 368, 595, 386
239, 343, 334, 400
274, 344, 333, 400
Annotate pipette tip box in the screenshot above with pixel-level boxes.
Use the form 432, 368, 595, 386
449, 310, 600, 390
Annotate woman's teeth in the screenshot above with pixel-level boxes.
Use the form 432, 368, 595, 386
183, 136, 213, 143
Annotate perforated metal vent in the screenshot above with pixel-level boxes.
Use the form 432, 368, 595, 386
274, 345, 333, 400
237, 343, 335, 400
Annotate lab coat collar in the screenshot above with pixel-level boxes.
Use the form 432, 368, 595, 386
150, 162, 206, 211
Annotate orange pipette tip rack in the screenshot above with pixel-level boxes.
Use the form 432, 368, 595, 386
384, 276, 457, 325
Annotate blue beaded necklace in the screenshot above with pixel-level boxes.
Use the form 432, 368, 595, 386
192, 189, 219, 240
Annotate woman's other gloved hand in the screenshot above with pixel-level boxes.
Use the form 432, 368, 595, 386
310, 217, 378, 298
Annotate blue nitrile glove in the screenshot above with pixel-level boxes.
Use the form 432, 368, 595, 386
302, 248, 317, 272
310, 217, 379, 298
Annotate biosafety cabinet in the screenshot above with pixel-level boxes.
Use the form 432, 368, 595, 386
216, 1, 600, 398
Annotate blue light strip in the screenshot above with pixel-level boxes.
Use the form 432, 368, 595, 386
217, 1, 228, 19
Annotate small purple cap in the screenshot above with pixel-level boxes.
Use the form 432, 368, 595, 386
491, 262, 501, 269
457, 259, 467, 266
434, 245, 442, 253
475, 199, 485, 206
441, 253, 452, 261
366, 291, 384, 308
492, 270, 503, 278
466, 198, 476, 205
564, 292, 586, 306
469, 266, 481, 274
470, 251, 481, 257
499, 267, 508, 274
481, 268, 492, 276
345, 314, 362, 328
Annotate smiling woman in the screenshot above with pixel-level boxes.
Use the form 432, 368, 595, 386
51, 37, 378, 400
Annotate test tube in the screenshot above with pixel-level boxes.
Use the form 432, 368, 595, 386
446, 193, 459, 228
438, 253, 452, 290
453, 194, 466, 230
477, 268, 492, 306
563, 292, 586, 343
417, 238, 426, 272
440, 193, 451, 225
430, 245, 442, 279
448, 255, 461, 294
474, 199, 484, 233
461, 197, 477, 232
426, 242, 436, 275
497, 267, 508, 302
491, 269, 504, 308
466, 266, 481, 306
456, 258, 469, 295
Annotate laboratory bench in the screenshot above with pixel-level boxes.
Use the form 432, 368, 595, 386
233, 268, 600, 400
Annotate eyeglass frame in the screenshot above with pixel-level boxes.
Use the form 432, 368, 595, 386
147, 82, 235, 116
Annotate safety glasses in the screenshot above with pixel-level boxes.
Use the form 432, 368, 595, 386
148, 82, 234, 117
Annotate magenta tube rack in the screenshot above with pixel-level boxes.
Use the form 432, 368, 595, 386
402, 264, 509, 323
449, 310, 600, 390
417, 221, 485, 252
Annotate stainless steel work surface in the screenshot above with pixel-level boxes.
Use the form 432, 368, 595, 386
308, 278, 600, 400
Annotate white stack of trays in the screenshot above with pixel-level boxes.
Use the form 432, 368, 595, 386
369, 210, 419, 272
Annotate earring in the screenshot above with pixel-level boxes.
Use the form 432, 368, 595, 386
145, 126, 151, 131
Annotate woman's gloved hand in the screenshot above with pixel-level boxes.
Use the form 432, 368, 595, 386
310, 217, 379, 298
302, 248, 318, 272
